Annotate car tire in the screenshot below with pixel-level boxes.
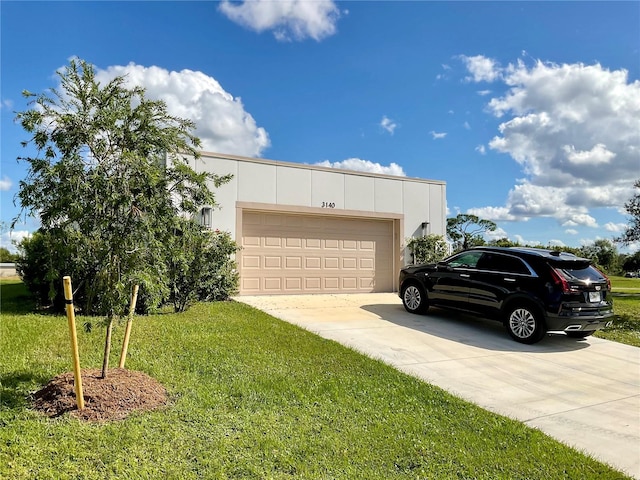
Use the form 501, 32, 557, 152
565, 331, 595, 338
402, 283, 428, 314
504, 303, 546, 344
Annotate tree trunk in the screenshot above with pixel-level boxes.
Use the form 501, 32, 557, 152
101, 315, 114, 379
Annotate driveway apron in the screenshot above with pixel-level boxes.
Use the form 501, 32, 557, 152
237, 293, 640, 479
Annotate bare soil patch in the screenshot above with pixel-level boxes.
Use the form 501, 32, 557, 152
33, 368, 168, 422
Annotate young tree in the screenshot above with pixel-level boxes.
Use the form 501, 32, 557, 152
617, 179, 640, 245
166, 220, 239, 313
446, 214, 497, 252
15, 59, 229, 378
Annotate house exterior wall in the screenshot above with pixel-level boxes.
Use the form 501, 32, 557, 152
187, 151, 447, 251
183, 152, 446, 293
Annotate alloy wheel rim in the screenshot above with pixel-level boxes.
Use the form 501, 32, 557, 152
509, 308, 536, 338
404, 286, 421, 310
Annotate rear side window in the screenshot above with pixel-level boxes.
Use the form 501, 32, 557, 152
550, 260, 604, 282
559, 265, 605, 282
478, 253, 531, 275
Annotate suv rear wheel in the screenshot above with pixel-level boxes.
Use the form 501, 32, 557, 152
402, 283, 428, 314
505, 303, 546, 344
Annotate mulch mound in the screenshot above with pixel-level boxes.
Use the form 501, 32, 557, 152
32, 368, 169, 422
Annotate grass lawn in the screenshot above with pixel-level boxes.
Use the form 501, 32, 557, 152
595, 276, 640, 346
0, 279, 633, 479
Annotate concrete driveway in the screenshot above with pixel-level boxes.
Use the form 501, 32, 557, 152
237, 293, 640, 479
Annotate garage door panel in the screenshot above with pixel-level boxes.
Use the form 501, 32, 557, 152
324, 257, 339, 269
324, 278, 339, 289
244, 236, 261, 247
324, 239, 339, 249
342, 257, 357, 269
264, 278, 282, 290
360, 258, 374, 269
241, 211, 394, 294
342, 278, 358, 289
264, 237, 282, 247
305, 278, 321, 289
243, 255, 261, 269
360, 240, 374, 251
285, 277, 302, 290
305, 257, 321, 269
305, 238, 321, 249
264, 256, 281, 268
285, 237, 302, 248
242, 277, 260, 292
343, 240, 357, 250
359, 277, 375, 289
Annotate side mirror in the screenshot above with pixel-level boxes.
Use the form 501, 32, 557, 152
436, 262, 452, 272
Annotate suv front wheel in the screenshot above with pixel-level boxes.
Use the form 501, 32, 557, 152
402, 283, 428, 314
505, 303, 546, 344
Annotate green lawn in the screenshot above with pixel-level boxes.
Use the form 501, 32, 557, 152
0, 279, 633, 479
595, 276, 640, 346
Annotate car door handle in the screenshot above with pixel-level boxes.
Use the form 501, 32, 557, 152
504, 278, 516, 282
460, 274, 470, 278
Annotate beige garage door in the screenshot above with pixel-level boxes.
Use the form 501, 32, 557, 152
240, 211, 394, 295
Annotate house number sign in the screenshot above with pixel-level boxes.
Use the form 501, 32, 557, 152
321, 202, 336, 208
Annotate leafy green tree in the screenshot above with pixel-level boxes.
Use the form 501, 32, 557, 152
0, 247, 18, 263
488, 237, 520, 248
622, 251, 640, 273
14, 59, 229, 378
406, 234, 448, 264
617, 179, 640, 245
446, 214, 496, 252
580, 239, 619, 274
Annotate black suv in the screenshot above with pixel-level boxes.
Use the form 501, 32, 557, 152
399, 246, 614, 344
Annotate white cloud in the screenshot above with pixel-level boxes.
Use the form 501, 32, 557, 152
463, 121, 471, 130
467, 206, 518, 221
380, 116, 397, 135
463, 57, 640, 227
460, 55, 502, 83
513, 234, 541, 246
1, 99, 13, 110
563, 143, 615, 166
484, 226, 508, 241
0, 230, 30, 253
219, 0, 340, 42
315, 158, 406, 176
604, 222, 627, 232
0, 176, 12, 191
475, 145, 486, 155
430, 131, 447, 139
565, 229, 579, 235
95, 63, 270, 157
477, 90, 492, 96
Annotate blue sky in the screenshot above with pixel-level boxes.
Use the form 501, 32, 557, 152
1, 1, 639, 253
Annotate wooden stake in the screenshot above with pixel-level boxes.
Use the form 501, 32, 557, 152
63, 276, 84, 410
118, 284, 139, 369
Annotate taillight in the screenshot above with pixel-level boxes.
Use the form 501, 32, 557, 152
550, 267, 572, 293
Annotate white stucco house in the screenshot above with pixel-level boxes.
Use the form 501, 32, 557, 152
186, 151, 446, 296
